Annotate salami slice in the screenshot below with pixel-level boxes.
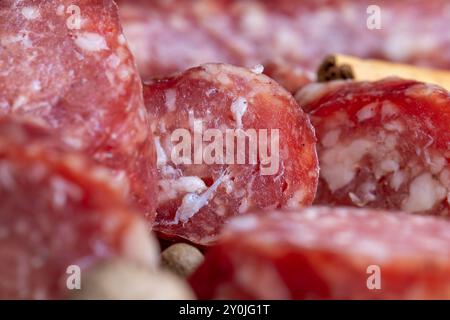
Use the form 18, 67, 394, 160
262, 62, 313, 94
296, 78, 450, 216
0, 0, 157, 220
144, 63, 318, 245
0, 117, 159, 299
117, 0, 450, 80
190, 207, 450, 299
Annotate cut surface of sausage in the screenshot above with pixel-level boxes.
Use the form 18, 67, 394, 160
297, 78, 450, 216
190, 207, 450, 299
0, 0, 157, 219
144, 63, 318, 245
0, 117, 158, 299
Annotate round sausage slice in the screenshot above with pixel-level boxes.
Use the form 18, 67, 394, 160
144, 63, 318, 245
297, 78, 450, 215
0, 0, 157, 220
190, 207, 450, 299
0, 117, 159, 299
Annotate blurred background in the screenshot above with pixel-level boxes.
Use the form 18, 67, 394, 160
117, 0, 450, 89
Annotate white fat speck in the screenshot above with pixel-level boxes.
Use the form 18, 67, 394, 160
158, 176, 207, 203
216, 205, 226, 216
383, 120, 404, 132
380, 159, 399, 173
234, 257, 291, 299
12, 95, 28, 110
356, 103, 377, 122
333, 231, 354, 246
51, 176, 83, 209
349, 182, 376, 207
402, 173, 446, 212
31, 80, 41, 91
240, 4, 268, 36
56, 5, 65, 16
165, 89, 177, 112
188, 110, 196, 131
295, 81, 346, 108
286, 189, 306, 208
230, 97, 248, 128
205, 88, 218, 97
154, 136, 168, 167
215, 72, 232, 86
74, 32, 108, 52
106, 54, 121, 69
159, 121, 167, 133
381, 101, 399, 119
117, 66, 131, 80
229, 215, 259, 232
21, 7, 40, 20
111, 170, 130, 194
250, 64, 264, 74
353, 239, 388, 261
348, 192, 363, 207
321, 129, 340, 147
405, 83, 441, 99
117, 34, 126, 45
275, 27, 301, 53
223, 177, 234, 194
170, 168, 230, 224
63, 136, 84, 149
302, 208, 321, 220
321, 139, 373, 191
390, 170, 405, 191
3, 32, 32, 48
138, 107, 147, 123
160, 165, 178, 178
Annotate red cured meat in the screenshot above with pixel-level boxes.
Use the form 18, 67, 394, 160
190, 207, 450, 299
0, 117, 159, 299
296, 78, 450, 215
144, 63, 318, 246
117, 0, 450, 81
263, 62, 313, 94
0, 0, 157, 220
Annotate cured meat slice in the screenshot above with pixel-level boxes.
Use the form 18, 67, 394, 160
190, 207, 450, 299
116, 0, 236, 80
0, 117, 159, 299
117, 0, 450, 80
296, 78, 450, 215
0, 0, 157, 220
262, 62, 313, 94
144, 63, 318, 245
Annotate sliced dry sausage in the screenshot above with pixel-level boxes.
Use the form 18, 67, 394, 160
191, 207, 450, 299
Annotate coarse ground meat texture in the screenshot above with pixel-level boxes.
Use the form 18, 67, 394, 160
0, 0, 158, 220
144, 63, 318, 245
191, 207, 450, 299
0, 117, 159, 299
296, 78, 450, 216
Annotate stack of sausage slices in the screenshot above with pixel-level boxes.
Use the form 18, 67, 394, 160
2, 0, 450, 299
